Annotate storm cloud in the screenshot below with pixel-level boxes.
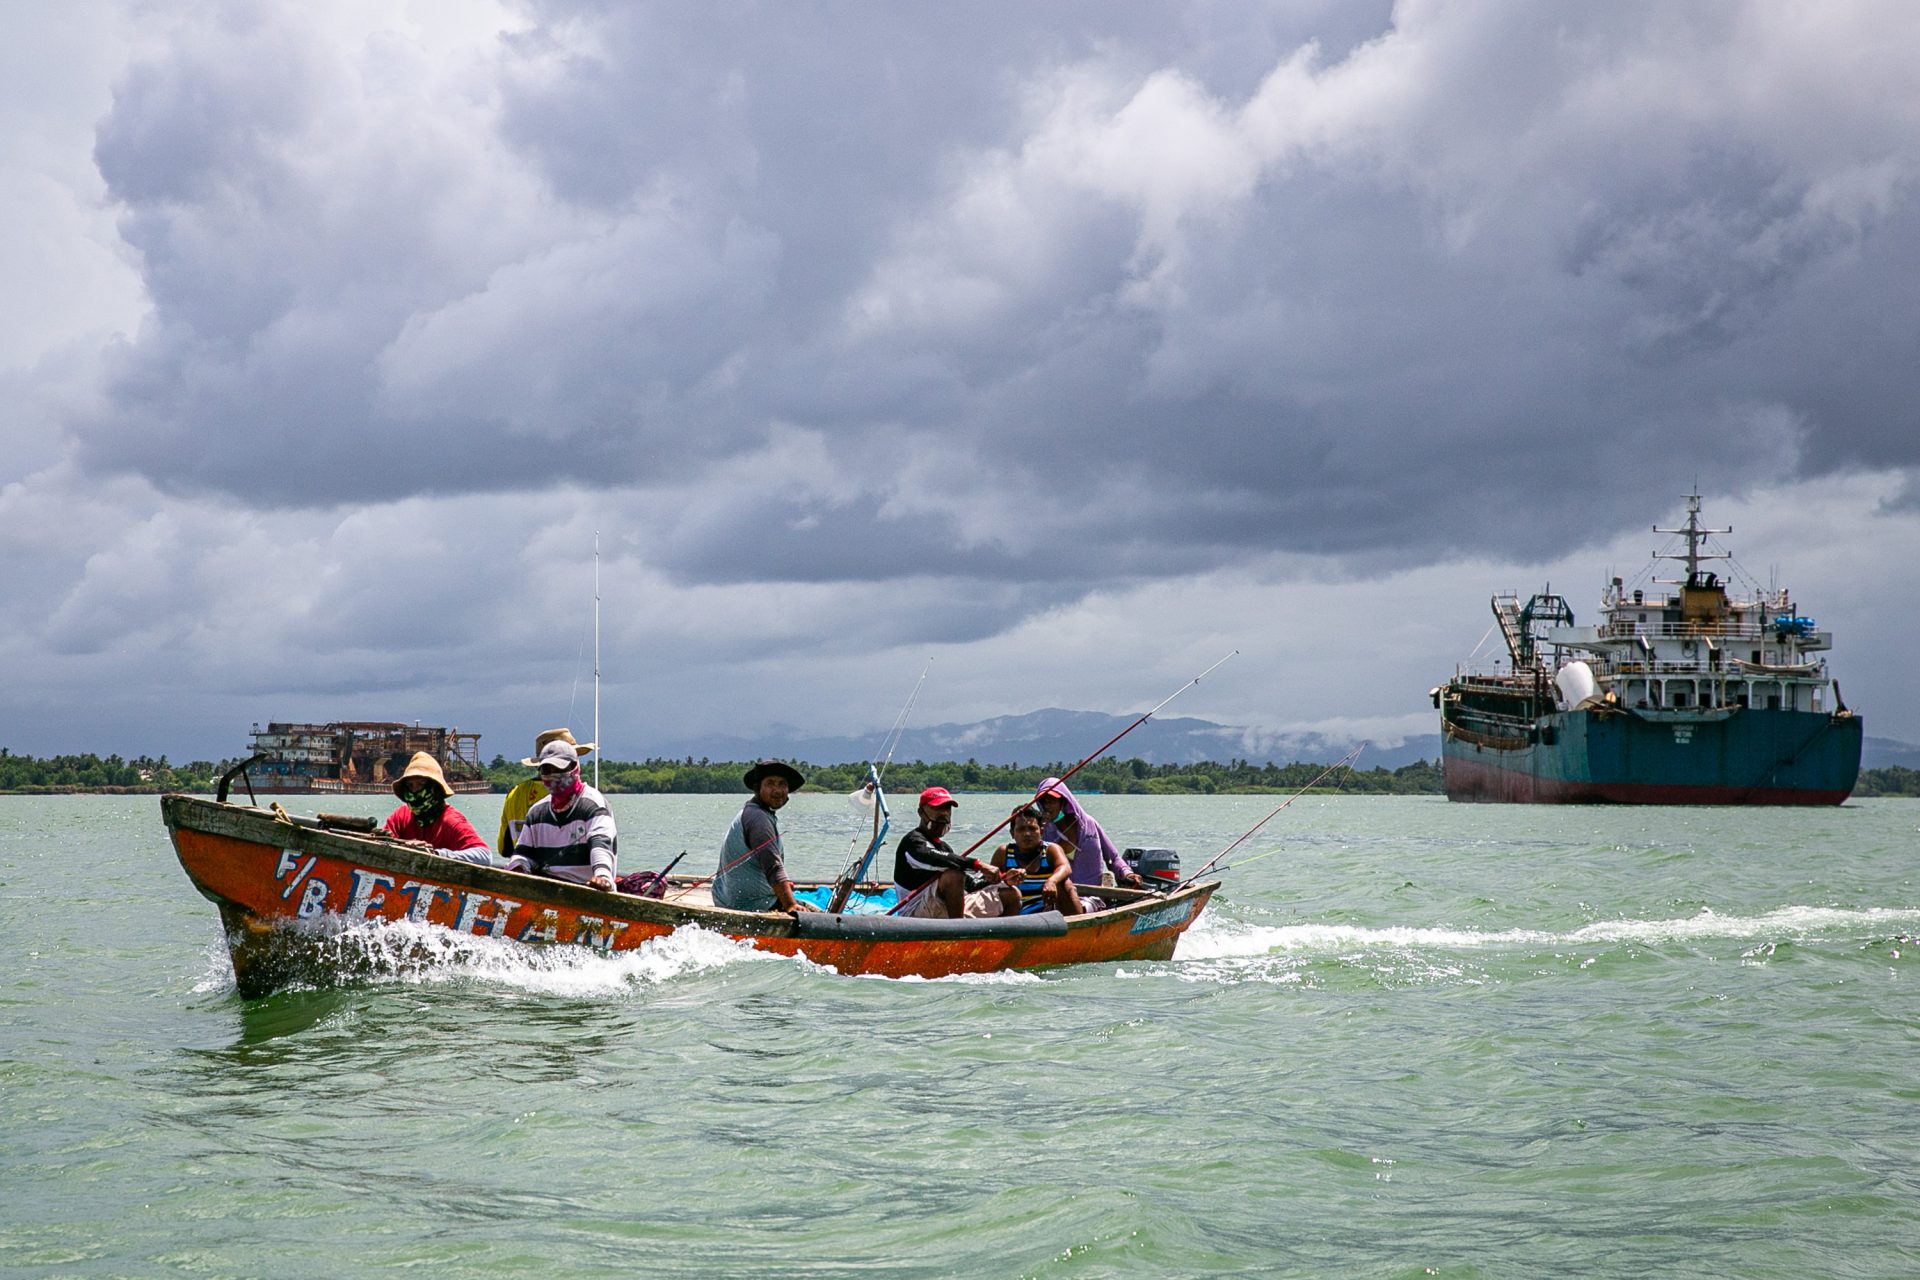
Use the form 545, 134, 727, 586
6, 0, 1920, 758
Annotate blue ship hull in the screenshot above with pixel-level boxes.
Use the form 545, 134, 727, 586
1442, 707, 1862, 804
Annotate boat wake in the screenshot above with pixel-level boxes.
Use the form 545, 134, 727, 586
187, 905, 1915, 998
1173, 904, 1920, 969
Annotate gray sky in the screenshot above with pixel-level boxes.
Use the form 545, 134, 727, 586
5, 0, 1920, 763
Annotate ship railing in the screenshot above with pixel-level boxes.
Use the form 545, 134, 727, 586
1597, 619, 1799, 644
1448, 669, 1549, 689
1597, 619, 1767, 640
1595, 659, 1734, 676
1596, 657, 1829, 680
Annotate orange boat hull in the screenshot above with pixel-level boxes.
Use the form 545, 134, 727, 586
162, 795, 1217, 996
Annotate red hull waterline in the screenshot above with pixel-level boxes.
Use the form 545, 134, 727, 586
1443, 754, 1852, 805
161, 794, 1218, 997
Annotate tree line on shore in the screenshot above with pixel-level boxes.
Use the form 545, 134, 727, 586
0, 748, 1439, 796
481, 754, 1445, 796
7, 747, 1920, 797
0, 751, 227, 794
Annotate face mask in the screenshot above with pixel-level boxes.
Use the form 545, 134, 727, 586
543, 771, 582, 806
402, 786, 444, 821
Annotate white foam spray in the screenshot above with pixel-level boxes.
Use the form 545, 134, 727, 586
1175, 904, 1920, 963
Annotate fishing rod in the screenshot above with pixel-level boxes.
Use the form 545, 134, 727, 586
827, 763, 890, 913
1176, 742, 1367, 889
620, 850, 690, 898
826, 661, 932, 912
667, 831, 782, 902
884, 816, 1036, 919
957, 649, 1238, 861
886, 650, 1239, 915
670, 659, 931, 913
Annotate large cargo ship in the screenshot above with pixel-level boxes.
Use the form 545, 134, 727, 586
1434, 494, 1862, 804
241, 722, 489, 794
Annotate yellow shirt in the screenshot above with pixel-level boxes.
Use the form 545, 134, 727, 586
497, 778, 544, 855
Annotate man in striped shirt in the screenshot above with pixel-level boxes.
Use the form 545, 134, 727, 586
501, 739, 617, 890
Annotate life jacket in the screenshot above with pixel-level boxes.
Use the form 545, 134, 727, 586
997, 841, 1059, 912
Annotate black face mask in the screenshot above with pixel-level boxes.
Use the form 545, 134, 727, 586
401, 786, 445, 822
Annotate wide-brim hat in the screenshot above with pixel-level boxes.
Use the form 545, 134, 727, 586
531, 740, 581, 773
393, 751, 453, 800
743, 758, 805, 791
522, 728, 594, 766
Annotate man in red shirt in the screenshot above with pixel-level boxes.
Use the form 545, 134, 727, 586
382, 752, 495, 865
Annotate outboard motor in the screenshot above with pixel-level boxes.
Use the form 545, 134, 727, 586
1123, 847, 1181, 893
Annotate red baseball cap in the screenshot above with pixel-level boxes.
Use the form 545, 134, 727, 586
918, 786, 958, 808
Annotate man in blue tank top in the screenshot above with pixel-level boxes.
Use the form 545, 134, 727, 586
990, 805, 1081, 915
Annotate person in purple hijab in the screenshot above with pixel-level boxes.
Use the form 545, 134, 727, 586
1035, 777, 1144, 890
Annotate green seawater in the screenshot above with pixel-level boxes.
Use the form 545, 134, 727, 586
3, 793, 1917, 1279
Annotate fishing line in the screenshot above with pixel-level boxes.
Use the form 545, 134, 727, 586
828, 660, 932, 907
667, 832, 782, 902
958, 649, 1238, 860
1177, 742, 1367, 889
887, 650, 1240, 914
870, 658, 931, 785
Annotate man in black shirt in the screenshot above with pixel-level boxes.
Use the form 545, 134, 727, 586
893, 787, 1021, 918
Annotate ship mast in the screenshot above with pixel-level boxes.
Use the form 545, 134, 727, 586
1652, 491, 1730, 586
593, 532, 601, 791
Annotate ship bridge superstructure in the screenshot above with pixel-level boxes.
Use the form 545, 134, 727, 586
1537, 494, 1838, 717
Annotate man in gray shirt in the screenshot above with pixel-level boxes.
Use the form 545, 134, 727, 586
713, 758, 818, 913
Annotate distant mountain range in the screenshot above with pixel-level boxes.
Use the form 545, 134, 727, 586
641, 709, 1920, 772
645, 708, 1440, 770
1865, 736, 1920, 769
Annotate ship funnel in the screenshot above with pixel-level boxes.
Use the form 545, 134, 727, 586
1555, 661, 1599, 710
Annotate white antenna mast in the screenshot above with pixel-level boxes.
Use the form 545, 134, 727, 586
593, 532, 601, 790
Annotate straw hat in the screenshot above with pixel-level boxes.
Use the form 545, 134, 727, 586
392, 751, 453, 800
531, 740, 580, 773
521, 727, 595, 767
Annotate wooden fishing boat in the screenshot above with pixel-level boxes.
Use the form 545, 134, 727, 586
161, 794, 1219, 997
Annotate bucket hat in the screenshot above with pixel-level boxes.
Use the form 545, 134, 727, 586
743, 758, 805, 791
392, 751, 453, 800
